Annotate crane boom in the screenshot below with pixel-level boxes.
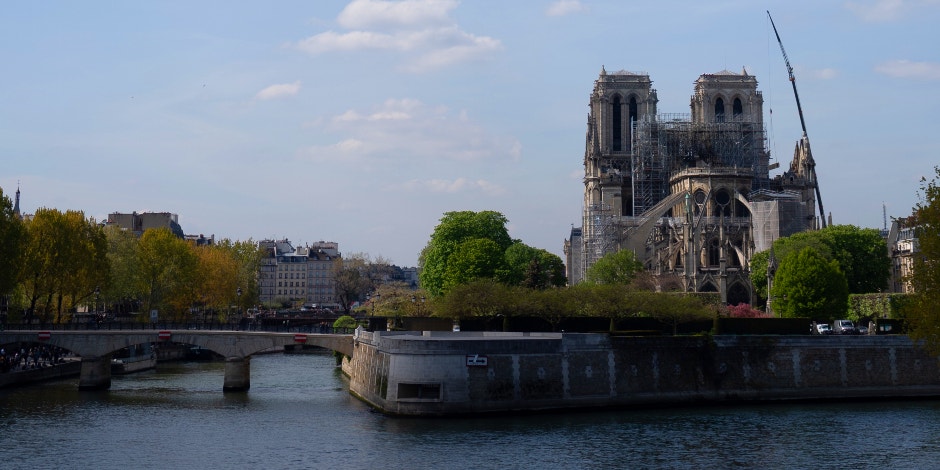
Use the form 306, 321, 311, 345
767, 11, 827, 228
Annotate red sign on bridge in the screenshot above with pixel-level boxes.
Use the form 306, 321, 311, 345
158, 331, 172, 341
37, 331, 51, 341
294, 334, 308, 344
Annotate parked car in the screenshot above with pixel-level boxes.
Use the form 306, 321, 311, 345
814, 323, 833, 335
858, 325, 869, 335
833, 319, 858, 335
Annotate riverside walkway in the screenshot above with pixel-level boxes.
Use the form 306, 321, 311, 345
0, 326, 354, 392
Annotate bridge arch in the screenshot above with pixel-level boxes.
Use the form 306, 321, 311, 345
0, 330, 353, 392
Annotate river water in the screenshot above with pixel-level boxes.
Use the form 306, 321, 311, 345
3, 352, 940, 470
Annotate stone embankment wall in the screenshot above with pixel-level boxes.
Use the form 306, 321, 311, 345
344, 331, 940, 416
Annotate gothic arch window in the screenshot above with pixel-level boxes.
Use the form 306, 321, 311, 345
714, 97, 725, 122
700, 282, 718, 292
714, 189, 732, 217
611, 95, 623, 151
732, 97, 743, 120
693, 189, 707, 216
708, 238, 720, 266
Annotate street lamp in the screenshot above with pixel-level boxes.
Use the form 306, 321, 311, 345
94, 285, 100, 319
236, 287, 243, 320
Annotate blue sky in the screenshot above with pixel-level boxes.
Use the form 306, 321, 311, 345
3, 0, 939, 267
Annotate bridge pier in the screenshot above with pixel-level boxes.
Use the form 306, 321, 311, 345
78, 355, 112, 391
223, 356, 250, 392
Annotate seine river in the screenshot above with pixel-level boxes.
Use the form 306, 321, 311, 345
3, 352, 940, 470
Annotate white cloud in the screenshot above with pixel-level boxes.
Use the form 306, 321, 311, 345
255, 81, 301, 100
401, 177, 506, 196
874, 59, 940, 79
293, 1, 501, 72
811, 68, 838, 80
546, 0, 586, 17
308, 98, 520, 164
845, 0, 940, 22
338, 0, 457, 29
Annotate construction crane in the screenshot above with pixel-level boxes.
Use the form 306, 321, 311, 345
767, 11, 827, 228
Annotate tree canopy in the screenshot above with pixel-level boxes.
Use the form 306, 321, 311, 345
584, 249, 643, 285
0, 188, 25, 300
418, 211, 565, 297
905, 167, 940, 354
771, 247, 849, 318
750, 224, 890, 303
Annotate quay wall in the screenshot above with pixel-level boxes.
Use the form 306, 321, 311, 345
344, 331, 940, 416
0, 361, 81, 389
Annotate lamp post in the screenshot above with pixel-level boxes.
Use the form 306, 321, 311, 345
236, 287, 243, 326
94, 286, 100, 325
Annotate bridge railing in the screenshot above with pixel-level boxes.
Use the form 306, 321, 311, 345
0, 321, 355, 335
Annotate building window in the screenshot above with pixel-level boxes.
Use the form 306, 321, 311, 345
714, 97, 725, 122
733, 97, 743, 120
612, 95, 622, 151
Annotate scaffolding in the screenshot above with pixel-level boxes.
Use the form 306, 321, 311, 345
582, 202, 616, 276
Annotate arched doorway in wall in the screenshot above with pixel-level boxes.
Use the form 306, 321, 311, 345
727, 282, 751, 306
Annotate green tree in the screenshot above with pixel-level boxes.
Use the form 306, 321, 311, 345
645, 293, 715, 335
419, 211, 512, 297
585, 249, 643, 285
103, 225, 141, 315
192, 245, 238, 320
502, 242, 567, 289
435, 279, 514, 326
819, 225, 890, 293
771, 247, 849, 318
18, 208, 108, 324
751, 225, 890, 303
442, 238, 506, 293
906, 167, 940, 354
215, 238, 263, 312
0, 187, 26, 303
137, 227, 198, 321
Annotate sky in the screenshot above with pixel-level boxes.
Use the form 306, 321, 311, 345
3, 0, 939, 267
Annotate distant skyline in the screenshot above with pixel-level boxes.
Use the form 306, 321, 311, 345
3, 1, 939, 266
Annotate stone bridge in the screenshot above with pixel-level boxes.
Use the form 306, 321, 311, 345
0, 329, 354, 392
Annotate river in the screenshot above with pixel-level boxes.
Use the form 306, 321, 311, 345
2, 352, 940, 470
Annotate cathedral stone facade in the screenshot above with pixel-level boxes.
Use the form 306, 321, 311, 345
566, 67, 821, 306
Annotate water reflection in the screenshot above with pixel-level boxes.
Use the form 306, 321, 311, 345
3, 353, 940, 470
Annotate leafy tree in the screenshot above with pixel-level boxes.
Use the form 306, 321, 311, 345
585, 249, 643, 285
645, 293, 715, 335
906, 167, 940, 354
818, 225, 890, 293
442, 238, 505, 293
333, 253, 393, 314
137, 227, 198, 321
751, 225, 890, 303
192, 245, 238, 320
771, 247, 848, 318
215, 238, 264, 312
419, 211, 512, 297
333, 315, 359, 330
103, 225, 141, 315
0, 187, 25, 303
502, 242, 567, 289
435, 279, 514, 325
18, 208, 108, 324
750, 232, 831, 302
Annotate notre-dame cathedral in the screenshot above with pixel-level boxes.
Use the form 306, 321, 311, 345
565, 67, 822, 306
